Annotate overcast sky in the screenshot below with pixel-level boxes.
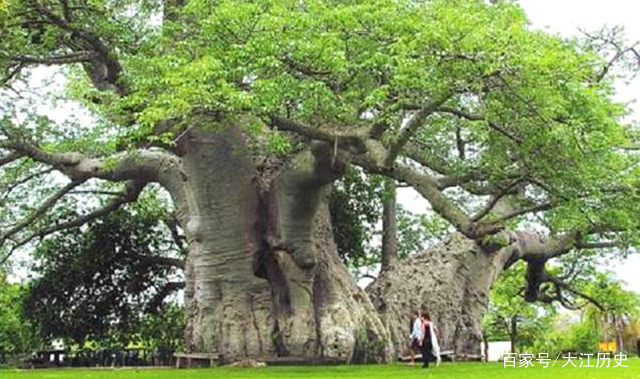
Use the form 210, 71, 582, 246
521, 0, 640, 293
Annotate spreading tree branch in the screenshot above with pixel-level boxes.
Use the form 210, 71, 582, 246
12, 0, 128, 95
0, 179, 85, 245
270, 115, 367, 153
354, 149, 502, 239
4, 137, 180, 184
0, 151, 23, 167
471, 179, 525, 222
7, 181, 146, 255
384, 92, 452, 166
492, 201, 556, 223
146, 281, 186, 313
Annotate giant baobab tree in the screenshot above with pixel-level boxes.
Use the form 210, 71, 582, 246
1, 0, 638, 362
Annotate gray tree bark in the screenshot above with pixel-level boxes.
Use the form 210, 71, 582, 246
167, 124, 391, 363
368, 233, 515, 359
8, 118, 581, 363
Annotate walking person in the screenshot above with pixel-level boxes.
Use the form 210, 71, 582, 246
420, 312, 442, 368
408, 310, 423, 366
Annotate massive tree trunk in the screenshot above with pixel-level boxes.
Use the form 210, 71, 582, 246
169, 124, 391, 363
367, 233, 513, 359
170, 125, 515, 362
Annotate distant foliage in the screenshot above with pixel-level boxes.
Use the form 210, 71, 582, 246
23, 200, 183, 346
329, 169, 384, 267
0, 270, 39, 356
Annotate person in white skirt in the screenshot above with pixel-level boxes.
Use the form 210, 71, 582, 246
420, 312, 442, 368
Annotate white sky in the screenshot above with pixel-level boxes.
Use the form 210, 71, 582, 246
520, 0, 640, 293
400, 0, 640, 293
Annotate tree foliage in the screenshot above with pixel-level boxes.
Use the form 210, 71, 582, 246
0, 0, 638, 338
329, 169, 385, 267
0, 270, 39, 356
23, 196, 184, 345
330, 170, 450, 270
483, 261, 556, 351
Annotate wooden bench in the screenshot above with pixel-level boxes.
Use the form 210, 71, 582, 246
265, 356, 347, 366
400, 349, 455, 362
174, 352, 219, 368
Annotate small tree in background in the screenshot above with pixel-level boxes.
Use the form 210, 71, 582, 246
483, 262, 556, 354
0, 270, 40, 363
23, 193, 185, 348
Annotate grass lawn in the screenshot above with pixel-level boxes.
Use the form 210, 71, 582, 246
2, 359, 639, 379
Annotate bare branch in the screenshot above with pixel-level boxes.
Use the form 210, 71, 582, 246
502, 230, 579, 263
384, 92, 453, 166
138, 254, 185, 270
0, 179, 85, 244
436, 106, 523, 143
69, 189, 124, 196
471, 179, 525, 222
20, 0, 128, 95
492, 201, 555, 223
579, 27, 640, 82
5, 137, 179, 184
1, 63, 25, 87
1, 168, 54, 200
270, 115, 367, 153
146, 281, 185, 313
354, 150, 502, 239
12, 51, 99, 65
403, 142, 511, 195
545, 271, 606, 312
3, 181, 145, 262
521, 259, 605, 311
0, 151, 23, 167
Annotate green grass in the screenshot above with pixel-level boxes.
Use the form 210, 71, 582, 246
2, 360, 640, 379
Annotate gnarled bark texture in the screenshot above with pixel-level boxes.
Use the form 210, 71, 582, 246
368, 233, 513, 359
170, 124, 391, 363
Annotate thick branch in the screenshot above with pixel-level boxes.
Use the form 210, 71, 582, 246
270, 115, 367, 153
287, 141, 350, 187
506, 230, 579, 262
147, 281, 186, 313
354, 150, 501, 239
524, 260, 606, 312
6, 138, 179, 184
0, 180, 84, 244
11, 51, 98, 65
0, 151, 23, 167
9, 181, 145, 252
384, 92, 452, 166
139, 255, 185, 270
502, 222, 631, 269
21, 0, 127, 95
